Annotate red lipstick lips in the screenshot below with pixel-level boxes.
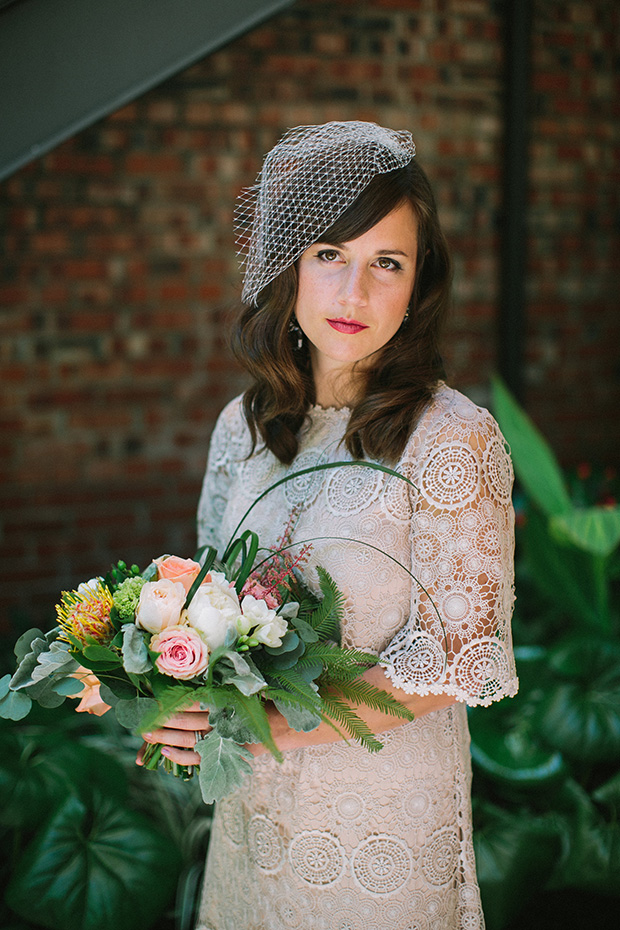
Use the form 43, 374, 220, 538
327, 318, 369, 334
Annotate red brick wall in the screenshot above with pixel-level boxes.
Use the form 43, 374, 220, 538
1, 0, 618, 634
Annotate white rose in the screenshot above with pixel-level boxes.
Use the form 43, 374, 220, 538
135, 579, 186, 634
240, 595, 289, 648
185, 577, 241, 650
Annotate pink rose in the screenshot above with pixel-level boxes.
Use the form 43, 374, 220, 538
135, 579, 186, 634
155, 555, 202, 594
68, 667, 111, 717
150, 625, 209, 680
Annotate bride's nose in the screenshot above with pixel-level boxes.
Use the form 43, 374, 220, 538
337, 263, 369, 307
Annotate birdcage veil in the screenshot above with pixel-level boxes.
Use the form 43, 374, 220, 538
235, 121, 416, 305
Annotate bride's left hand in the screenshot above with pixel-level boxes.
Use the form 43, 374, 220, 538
135, 702, 212, 767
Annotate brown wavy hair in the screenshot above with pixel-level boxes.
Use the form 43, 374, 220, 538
233, 159, 452, 465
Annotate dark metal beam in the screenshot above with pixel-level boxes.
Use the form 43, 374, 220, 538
0, 0, 295, 182
499, 0, 532, 402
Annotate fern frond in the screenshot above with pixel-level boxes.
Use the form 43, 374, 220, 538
305, 642, 378, 679
326, 679, 414, 722
269, 668, 323, 705
306, 567, 345, 640
320, 695, 384, 753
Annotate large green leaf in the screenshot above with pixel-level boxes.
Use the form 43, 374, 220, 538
551, 506, 620, 557
6, 792, 181, 930
523, 508, 610, 631
468, 648, 567, 789
0, 730, 128, 830
548, 780, 620, 895
473, 804, 561, 930
535, 638, 620, 764
491, 377, 572, 517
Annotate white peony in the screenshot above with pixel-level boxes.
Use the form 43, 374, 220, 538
185, 573, 242, 650
240, 595, 289, 648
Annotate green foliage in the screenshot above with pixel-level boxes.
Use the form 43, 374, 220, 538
0, 708, 187, 930
471, 382, 620, 929
194, 733, 254, 805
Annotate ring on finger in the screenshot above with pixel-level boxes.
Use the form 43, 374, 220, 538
195, 730, 207, 743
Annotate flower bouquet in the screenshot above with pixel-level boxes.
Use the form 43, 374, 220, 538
0, 516, 415, 804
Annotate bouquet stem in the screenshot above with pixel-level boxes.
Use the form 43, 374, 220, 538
141, 741, 196, 781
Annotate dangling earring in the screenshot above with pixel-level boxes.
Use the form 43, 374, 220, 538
401, 306, 410, 327
289, 317, 303, 349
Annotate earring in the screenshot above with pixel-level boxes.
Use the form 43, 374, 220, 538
401, 306, 410, 326
289, 317, 303, 349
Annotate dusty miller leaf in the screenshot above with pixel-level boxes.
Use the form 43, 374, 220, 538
195, 733, 254, 804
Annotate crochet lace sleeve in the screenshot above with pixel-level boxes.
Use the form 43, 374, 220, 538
380, 401, 518, 707
196, 397, 248, 553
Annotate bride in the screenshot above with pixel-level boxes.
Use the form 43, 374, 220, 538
140, 121, 517, 929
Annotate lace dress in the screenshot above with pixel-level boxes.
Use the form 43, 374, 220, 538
195, 384, 517, 930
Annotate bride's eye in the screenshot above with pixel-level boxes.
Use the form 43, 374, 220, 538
317, 249, 340, 262
376, 257, 402, 271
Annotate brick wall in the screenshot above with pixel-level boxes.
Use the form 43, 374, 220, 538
0, 0, 618, 635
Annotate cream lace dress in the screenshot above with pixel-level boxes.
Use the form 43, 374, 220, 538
195, 383, 517, 930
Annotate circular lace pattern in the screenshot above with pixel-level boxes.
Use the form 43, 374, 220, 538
420, 442, 480, 509
484, 436, 513, 503
453, 638, 511, 701
217, 795, 245, 846
421, 828, 459, 885
325, 465, 382, 515
335, 791, 367, 822
247, 814, 284, 873
388, 633, 447, 687
289, 830, 346, 886
274, 895, 304, 929
283, 450, 325, 508
352, 834, 412, 895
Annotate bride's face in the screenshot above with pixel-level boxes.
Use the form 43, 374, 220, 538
294, 201, 418, 383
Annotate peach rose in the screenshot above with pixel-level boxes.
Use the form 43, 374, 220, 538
68, 667, 111, 716
155, 555, 202, 594
135, 579, 186, 634
150, 625, 209, 680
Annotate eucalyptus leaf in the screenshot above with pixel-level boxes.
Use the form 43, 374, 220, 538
0, 687, 32, 721
272, 697, 321, 732
195, 733, 254, 804
115, 696, 159, 731
99, 677, 137, 703
491, 376, 572, 517
53, 677, 84, 696
121, 624, 152, 674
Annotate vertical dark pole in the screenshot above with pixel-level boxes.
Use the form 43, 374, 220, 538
499, 0, 532, 402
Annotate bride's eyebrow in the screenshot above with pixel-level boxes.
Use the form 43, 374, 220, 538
314, 241, 410, 257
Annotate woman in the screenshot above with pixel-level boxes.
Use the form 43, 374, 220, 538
141, 121, 517, 929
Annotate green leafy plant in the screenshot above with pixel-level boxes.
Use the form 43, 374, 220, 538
469, 379, 620, 929
0, 703, 208, 930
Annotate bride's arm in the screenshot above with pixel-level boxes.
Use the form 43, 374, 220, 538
138, 667, 456, 767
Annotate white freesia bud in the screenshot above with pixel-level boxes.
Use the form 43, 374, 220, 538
185, 575, 242, 650
135, 579, 186, 634
240, 595, 289, 648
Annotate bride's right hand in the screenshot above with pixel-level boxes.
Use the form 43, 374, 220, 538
135, 702, 211, 767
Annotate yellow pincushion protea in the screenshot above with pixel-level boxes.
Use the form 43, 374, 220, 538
56, 580, 115, 646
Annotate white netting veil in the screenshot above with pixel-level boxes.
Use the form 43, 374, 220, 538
235, 121, 416, 305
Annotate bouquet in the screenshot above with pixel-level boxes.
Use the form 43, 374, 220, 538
0, 517, 415, 804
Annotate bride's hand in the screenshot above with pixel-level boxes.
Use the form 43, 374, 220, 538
135, 702, 211, 767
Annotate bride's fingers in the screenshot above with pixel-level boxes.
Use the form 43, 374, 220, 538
159, 710, 211, 731
136, 740, 147, 766
143, 724, 211, 748
161, 745, 201, 766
